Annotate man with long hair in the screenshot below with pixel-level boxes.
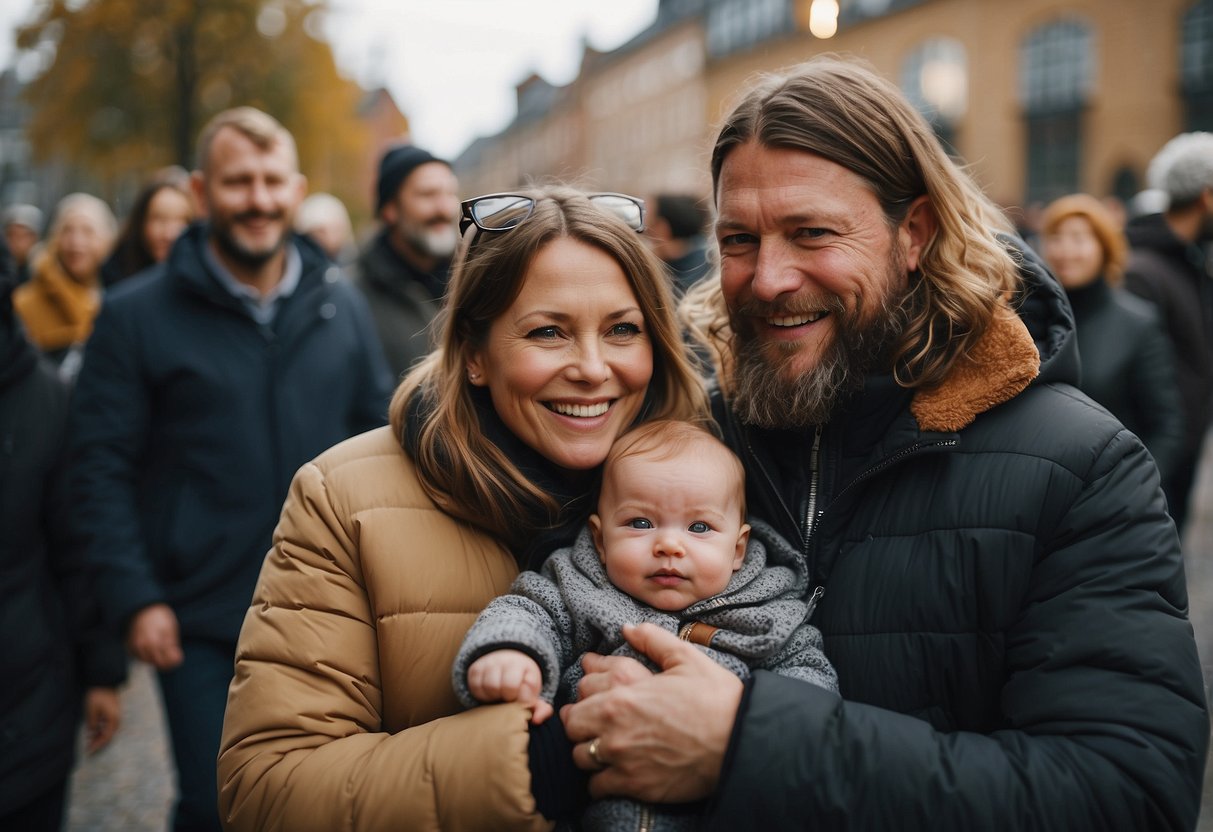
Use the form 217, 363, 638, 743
561, 57, 1207, 830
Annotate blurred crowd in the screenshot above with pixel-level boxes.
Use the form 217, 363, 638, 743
2, 99, 1211, 832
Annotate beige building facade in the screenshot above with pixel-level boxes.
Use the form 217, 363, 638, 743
456, 0, 1213, 214
581, 16, 711, 197
707, 0, 1207, 212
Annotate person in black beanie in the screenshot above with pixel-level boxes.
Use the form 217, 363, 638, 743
349, 143, 460, 380
0, 238, 127, 831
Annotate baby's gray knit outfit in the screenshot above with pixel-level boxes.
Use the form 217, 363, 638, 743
453, 517, 838, 831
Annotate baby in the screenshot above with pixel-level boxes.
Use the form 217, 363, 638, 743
453, 419, 837, 830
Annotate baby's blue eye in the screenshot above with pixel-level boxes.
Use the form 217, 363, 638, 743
628, 518, 653, 529
688, 521, 710, 533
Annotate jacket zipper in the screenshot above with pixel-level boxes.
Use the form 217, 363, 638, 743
830, 439, 959, 507
697, 595, 733, 612
802, 425, 824, 548
638, 803, 653, 832
745, 424, 822, 587
747, 426, 958, 595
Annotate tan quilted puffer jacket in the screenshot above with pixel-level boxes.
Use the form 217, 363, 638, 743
218, 426, 552, 832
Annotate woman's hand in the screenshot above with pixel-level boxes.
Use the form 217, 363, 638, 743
84, 687, 121, 753
560, 623, 742, 803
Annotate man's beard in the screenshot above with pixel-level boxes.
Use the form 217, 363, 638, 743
730, 263, 910, 429
404, 219, 458, 260
211, 210, 288, 268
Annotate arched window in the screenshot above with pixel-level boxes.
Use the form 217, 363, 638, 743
1020, 17, 1094, 203
1182, 0, 1213, 130
901, 38, 967, 154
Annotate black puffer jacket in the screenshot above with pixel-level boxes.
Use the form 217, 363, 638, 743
0, 297, 125, 813
706, 244, 1207, 830
1065, 277, 1185, 482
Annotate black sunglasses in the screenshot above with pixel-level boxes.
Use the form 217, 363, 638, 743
459, 192, 646, 236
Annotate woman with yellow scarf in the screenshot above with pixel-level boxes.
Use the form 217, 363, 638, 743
13, 193, 117, 380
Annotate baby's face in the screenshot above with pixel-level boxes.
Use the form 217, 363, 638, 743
590, 448, 749, 611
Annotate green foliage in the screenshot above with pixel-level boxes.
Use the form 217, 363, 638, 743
17, 0, 373, 206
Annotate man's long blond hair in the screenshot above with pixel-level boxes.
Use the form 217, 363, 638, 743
682, 56, 1021, 392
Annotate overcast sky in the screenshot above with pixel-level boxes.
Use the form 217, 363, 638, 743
0, 0, 660, 160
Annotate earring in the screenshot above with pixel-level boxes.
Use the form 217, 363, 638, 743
468, 371, 479, 382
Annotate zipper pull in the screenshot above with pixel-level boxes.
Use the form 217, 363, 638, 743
806, 585, 825, 618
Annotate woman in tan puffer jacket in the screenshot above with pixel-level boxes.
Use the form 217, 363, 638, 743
217, 187, 709, 831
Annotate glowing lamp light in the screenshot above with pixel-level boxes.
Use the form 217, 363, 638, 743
809, 0, 840, 39
921, 59, 968, 121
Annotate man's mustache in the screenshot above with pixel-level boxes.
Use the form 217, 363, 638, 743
733, 295, 844, 318
233, 209, 286, 223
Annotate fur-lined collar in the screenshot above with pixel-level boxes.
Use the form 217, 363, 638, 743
910, 307, 1040, 433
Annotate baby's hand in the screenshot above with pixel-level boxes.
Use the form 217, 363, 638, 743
467, 649, 554, 724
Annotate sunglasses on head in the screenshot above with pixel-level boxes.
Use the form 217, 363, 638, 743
459, 192, 646, 236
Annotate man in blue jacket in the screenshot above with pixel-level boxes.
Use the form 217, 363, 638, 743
68, 106, 393, 832
561, 57, 1208, 830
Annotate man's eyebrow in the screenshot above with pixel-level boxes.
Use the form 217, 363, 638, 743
716, 211, 837, 231
715, 216, 749, 231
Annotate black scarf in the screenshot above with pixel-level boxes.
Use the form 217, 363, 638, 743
403, 385, 595, 571
1063, 275, 1111, 320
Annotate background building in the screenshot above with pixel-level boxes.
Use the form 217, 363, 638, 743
456, 0, 1212, 223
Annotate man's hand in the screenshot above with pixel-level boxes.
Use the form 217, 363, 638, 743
126, 603, 183, 670
84, 687, 121, 753
576, 650, 654, 700
560, 623, 743, 803
467, 648, 554, 724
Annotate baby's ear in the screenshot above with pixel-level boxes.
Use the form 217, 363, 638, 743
588, 514, 607, 564
733, 523, 751, 570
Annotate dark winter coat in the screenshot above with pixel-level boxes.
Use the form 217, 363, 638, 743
67, 225, 393, 644
705, 243, 1207, 830
1124, 212, 1213, 457
0, 311, 125, 814
349, 229, 448, 380
1065, 276, 1185, 481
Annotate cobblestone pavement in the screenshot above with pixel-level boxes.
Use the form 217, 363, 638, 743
64, 436, 1213, 830
66, 660, 172, 831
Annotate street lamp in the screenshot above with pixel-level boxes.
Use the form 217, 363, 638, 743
807, 0, 839, 39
